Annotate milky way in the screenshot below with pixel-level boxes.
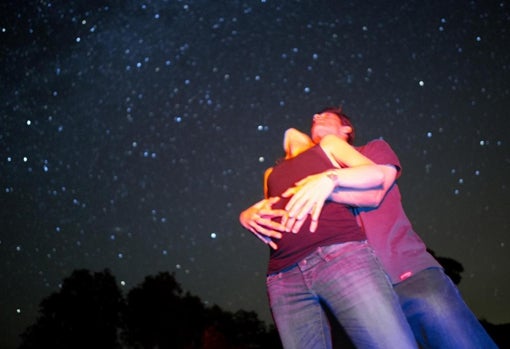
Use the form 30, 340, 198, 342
1, 1, 509, 348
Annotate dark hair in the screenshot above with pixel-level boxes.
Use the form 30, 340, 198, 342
315, 106, 355, 144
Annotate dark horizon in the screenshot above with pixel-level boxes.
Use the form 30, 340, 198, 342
12, 268, 510, 349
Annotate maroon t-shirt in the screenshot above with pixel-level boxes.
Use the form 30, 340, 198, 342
266, 145, 365, 274
356, 139, 441, 284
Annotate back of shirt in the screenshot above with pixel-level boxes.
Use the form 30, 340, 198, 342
356, 139, 441, 284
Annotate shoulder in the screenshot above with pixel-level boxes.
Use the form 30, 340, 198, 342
365, 138, 392, 149
357, 138, 401, 171
358, 138, 394, 155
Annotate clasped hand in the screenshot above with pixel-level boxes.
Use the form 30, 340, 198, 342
281, 172, 335, 233
239, 197, 286, 250
240, 172, 335, 249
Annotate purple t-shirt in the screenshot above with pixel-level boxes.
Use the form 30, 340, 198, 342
266, 145, 365, 274
356, 139, 441, 284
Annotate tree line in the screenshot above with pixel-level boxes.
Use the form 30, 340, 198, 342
18, 251, 509, 348
19, 269, 281, 349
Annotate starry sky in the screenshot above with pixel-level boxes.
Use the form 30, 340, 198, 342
1, 0, 509, 348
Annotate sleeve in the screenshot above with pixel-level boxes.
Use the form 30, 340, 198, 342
359, 139, 402, 179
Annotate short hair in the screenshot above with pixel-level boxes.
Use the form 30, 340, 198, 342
315, 106, 355, 144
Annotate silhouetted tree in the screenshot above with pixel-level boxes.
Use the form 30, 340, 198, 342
122, 271, 206, 348
264, 324, 283, 349
427, 248, 464, 285
18, 269, 124, 349
232, 310, 275, 346
201, 325, 229, 349
122, 272, 281, 349
24, 266, 506, 349
480, 320, 510, 348
203, 305, 282, 349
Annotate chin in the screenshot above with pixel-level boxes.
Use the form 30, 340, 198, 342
310, 134, 319, 143
311, 132, 325, 144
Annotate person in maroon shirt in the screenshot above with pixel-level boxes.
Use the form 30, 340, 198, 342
240, 128, 417, 349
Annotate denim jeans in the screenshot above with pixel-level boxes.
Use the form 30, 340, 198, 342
395, 267, 498, 349
267, 241, 417, 349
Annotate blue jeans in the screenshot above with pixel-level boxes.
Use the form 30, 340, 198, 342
267, 241, 417, 349
395, 267, 498, 349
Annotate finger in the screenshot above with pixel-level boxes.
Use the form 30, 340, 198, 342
267, 196, 281, 205
266, 227, 283, 239
268, 241, 278, 250
285, 189, 307, 215
284, 194, 300, 212
311, 201, 325, 223
259, 208, 287, 218
253, 217, 284, 238
293, 176, 311, 187
284, 216, 297, 232
267, 220, 286, 233
281, 187, 296, 198
291, 217, 306, 233
295, 198, 317, 220
294, 191, 320, 220
258, 225, 283, 239
309, 219, 318, 233
248, 221, 267, 235
255, 217, 285, 235
281, 214, 288, 227
251, 231, 272, 244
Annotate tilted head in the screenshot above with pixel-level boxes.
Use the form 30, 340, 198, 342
310, 106, 355, 144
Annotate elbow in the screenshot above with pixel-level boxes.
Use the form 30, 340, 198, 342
369, 192, 385, 207
239, 209, 249, 227
374, 168, 386, 187
363, 195, 383, 208
367, 166, 394, 206
361, 187, 386, 208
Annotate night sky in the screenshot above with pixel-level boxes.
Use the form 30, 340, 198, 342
1, 1, 509, 348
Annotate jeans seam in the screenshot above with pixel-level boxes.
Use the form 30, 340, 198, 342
316, 299, 330, 348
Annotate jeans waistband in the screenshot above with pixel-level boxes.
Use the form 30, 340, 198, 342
268, 241, 367, 277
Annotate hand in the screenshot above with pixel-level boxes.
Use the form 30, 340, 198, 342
239, 197, 287, 250
281, 172, 336, 233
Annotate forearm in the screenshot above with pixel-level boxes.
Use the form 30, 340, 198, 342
330, 189, 383, 207
330, 164, 397, 207
320, 134, 375, 168
326, 165, 384, 189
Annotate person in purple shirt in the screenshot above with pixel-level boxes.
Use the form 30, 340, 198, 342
240, 107, 497, 349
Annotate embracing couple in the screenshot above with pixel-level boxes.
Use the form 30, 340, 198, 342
239, 107, 497, 349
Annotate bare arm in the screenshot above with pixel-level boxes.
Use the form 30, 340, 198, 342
280, 166, 394, 233
281, 135, 384, 231
329, 164, 397, 207
319, 134, 376, 167
282, 136, 396, 232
